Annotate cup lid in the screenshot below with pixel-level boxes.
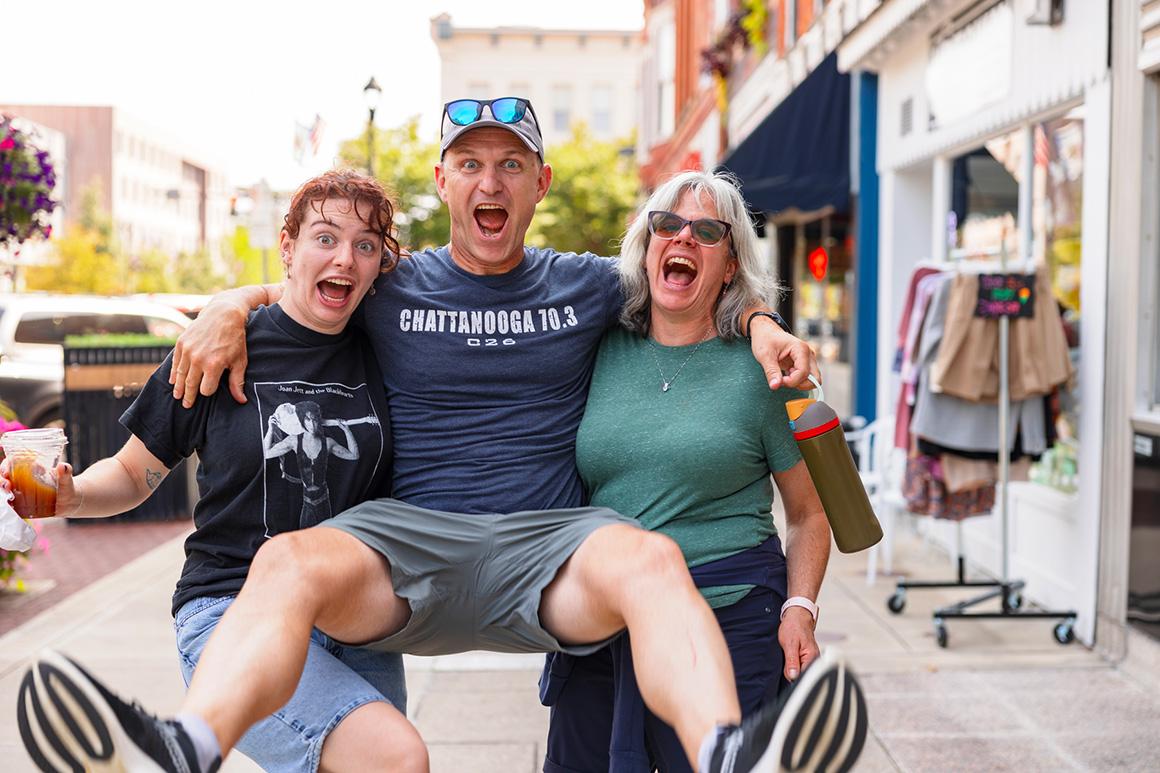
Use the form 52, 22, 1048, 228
0, 427, 68, 449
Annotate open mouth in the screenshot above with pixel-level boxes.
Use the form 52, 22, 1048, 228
662, 256, 698, 288
474, 204, 509, 237
317, 278, 354, 307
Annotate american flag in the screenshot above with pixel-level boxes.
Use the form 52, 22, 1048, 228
292, 114, 326, 164
308, 114, 325, 156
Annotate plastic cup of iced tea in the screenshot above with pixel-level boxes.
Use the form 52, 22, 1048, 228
1, 428, 68, 519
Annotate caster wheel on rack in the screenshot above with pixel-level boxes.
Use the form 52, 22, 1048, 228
1053, 620, 1075, 645
1006, 590, 1023, 610
934, 619, 948, 649
887, 590, 906, 615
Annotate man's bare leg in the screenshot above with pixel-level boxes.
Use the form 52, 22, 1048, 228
182, 527, 415, 760
539, 524, 739, 766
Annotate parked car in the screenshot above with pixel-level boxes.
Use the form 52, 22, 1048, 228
0, 294, 191, 428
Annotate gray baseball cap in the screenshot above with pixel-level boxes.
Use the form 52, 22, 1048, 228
440, 97, 545, 160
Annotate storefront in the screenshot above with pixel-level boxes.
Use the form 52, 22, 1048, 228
839, 0, 1111, 644
720, 53, 859, 418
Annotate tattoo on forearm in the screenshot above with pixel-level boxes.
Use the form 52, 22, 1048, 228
145, 469, 163, 490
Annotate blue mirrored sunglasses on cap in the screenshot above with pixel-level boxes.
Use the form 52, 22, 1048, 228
442, 97, 540, 130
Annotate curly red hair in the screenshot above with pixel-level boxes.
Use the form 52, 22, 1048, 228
283, 170, 402, 272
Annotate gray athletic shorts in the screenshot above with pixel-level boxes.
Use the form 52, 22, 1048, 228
322, 498, 639, 657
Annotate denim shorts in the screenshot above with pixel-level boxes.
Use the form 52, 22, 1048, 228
174, 595, 407, 773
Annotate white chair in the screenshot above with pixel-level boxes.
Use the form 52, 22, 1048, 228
844, 414, 905, 585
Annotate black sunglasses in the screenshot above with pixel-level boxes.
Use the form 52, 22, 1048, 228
442, 97, 541, 131
646, 210, 732, 247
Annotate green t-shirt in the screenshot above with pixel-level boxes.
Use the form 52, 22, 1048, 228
576, 327, 804, 607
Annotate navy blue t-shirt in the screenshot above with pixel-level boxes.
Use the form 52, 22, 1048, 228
360, 246, 622, 513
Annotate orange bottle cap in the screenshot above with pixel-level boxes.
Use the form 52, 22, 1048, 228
785, 398, 815, 422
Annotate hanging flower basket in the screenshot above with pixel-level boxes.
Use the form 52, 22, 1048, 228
0, 116, 57, 253
699, 2, 768, 112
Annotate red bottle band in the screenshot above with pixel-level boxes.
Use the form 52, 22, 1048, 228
792, 416, 841, 442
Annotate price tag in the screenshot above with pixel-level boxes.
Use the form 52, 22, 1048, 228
975, 274, 1035, 318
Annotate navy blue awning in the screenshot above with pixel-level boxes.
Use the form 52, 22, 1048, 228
719, 53, 850, 216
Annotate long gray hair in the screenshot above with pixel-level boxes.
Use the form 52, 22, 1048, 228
618, 170, 780, 340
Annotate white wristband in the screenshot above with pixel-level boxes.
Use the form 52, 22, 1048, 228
780, 596, 819, 623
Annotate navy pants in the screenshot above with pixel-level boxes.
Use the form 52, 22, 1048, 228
542, 586, 786, 773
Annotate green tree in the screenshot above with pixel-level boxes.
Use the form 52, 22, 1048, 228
171, 249, 228, 294
224, 226, 283, 287
528, 124, 638, 257
23, 228, 125, 294
338, 116, 449, 251
25, 183, 230, 295
336, 119, 639, 257
24, 183, 126, 293
128, 249, 175, 294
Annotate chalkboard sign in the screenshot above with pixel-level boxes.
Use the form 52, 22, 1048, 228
975, 273, 1035, 318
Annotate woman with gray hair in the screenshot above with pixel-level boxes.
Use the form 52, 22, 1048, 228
543, 170, 849, 773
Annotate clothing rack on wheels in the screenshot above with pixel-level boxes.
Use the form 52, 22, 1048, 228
886, 244, 1078, 648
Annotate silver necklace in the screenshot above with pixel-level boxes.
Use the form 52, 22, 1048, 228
648, 327, 714, 393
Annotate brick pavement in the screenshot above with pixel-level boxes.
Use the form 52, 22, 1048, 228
3, 523, 1160, 771
0, 517, 190, 635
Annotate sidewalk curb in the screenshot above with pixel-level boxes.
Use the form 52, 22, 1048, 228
0, 533, 185, 679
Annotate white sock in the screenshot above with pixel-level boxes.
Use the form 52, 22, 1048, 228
175, 713, 221, 773
697, 724, 730, 772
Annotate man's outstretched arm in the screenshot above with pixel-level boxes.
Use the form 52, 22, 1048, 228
172, 284, 283, 407
745, 308, 821, 391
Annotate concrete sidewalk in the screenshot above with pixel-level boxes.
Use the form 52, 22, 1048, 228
1, 529, 1158, 772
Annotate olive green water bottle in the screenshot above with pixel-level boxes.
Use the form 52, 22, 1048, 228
786, 380, 883, 554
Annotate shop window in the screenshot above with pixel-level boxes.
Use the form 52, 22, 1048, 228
656, 20, 676, 138
1031, 114, 1083, 461
552, 85, 573, 133
1155, 265, 1160, 407
592, 85, 613, 134
1129, 434, 1160, 642
950, 140, 1020, 255
948, 116, 1084, 492
1031, 116, 1084, 316
784, 215, 854, 419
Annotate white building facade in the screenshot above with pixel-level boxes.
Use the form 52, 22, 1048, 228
110, 109, 230, 261
430, 13, 642, 149
0, 105, 229, 265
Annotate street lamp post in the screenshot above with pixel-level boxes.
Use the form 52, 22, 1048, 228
363, 76, 382, 178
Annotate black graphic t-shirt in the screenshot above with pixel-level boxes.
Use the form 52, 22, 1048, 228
121, 304, 391, 616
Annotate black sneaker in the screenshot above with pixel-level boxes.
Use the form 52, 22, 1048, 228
17, 650, 219, 773
706, 648, 867, 773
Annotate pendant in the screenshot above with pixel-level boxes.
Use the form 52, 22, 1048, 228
662, 382, 670, 392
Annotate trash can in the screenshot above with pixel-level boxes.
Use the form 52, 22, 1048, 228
62, 344, 193, 523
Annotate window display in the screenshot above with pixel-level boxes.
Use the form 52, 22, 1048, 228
948, 113, 1084, 494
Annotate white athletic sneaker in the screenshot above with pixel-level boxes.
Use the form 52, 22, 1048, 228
704, 648, 868, 773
